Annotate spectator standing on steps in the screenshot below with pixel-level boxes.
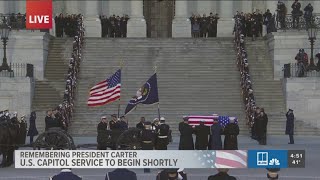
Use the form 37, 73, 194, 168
27, 111, 38, 144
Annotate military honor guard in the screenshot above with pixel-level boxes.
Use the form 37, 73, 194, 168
141, 121, 156, 173
285, 109, 295, 144
194, 121, 210, 150
97, 116, 109, 150
267, 168, 280, 180
155, 117, 170, 150
156, 168, 187, 180
50, 168, 82, 180
178, 117, 194, 150
223, 117, 239, 150
105, 168, 137, 180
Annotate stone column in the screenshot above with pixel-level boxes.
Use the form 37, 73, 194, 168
197, 1, 212, 15
242, 0, 253, 13
172, 0, 190, 37
0, 1, 8, 14
217, 1, 234, 37
127, 0, 146, 37
65, 1, 79, 15
83, 0, 101, 37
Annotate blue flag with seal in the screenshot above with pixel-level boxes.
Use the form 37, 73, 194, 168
125, 73, 159, 115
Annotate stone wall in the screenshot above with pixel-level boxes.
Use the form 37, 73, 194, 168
285, 77, 320, 128
266, 31, 320, 80
0, 31, 50, 80
0, 77, 34, 118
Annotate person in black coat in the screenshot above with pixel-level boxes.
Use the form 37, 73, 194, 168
50, 169, 82, 180
207, 168, 236, 180
105, 168, 137, 180
136, 117, 145, 130
210, 119, 223, 150
285, 109, 294, 144
97, 116, 109, 150
223, 118, 239, 150
291, 0, 302, 28
118, 116, 128, 131
178, 117, 194, 150
194, 121, 210, 150
45, 110, 61, 131
27, 111, 38, 143
316, 51, 320, 70
256, 108, 268, 145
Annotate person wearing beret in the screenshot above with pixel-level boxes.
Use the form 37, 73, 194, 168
285, 109, 295, 144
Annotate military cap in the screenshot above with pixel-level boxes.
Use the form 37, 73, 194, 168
289, 109, 293, 112
160, 117, 165, 121
164, 168, 179, 173
144, 121, 151, 125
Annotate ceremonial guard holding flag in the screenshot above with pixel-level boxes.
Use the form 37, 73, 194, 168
97, 116, 110, 150
178, 117, 194, 150
223, 117, 240, 150
155, 117, 170, 150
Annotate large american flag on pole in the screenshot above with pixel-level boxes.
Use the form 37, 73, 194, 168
87, 69, 121, 107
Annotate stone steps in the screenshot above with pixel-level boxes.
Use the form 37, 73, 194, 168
32, 37, 74, 132
245, 39, 320, 135
70, 38, 246, 136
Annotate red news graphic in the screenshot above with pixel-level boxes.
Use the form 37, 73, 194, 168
26, 0, 52, 29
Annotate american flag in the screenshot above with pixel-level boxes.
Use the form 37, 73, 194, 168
187, 115, 238, 127
215, 150, 247, 168
193, 150, 247, 168
87, 69, 121, 107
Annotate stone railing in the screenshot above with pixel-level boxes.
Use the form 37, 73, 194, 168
275, 13, 320, 30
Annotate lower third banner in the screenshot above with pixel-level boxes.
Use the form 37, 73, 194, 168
15, 150, 247, 169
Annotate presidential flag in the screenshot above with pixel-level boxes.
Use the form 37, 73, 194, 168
125, 73, 159, 115
87, 69, 121, 107
187, 115, 238, 127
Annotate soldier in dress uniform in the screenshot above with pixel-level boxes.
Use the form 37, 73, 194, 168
155, 117, 170, 150
141, 121, 156, 173
50, 168, 82, 180
105, 168, 137, 180
223, 117, 239, 150
194, 121, 210, 150
109, 114, 120, 130
178, 117, 194, 150
267, 168, 280, 180
152, 118, 160, 131
97, 116, 109, 150
156, 168, 187, 180
118, 116, 128, 131
136, 117, 145, 130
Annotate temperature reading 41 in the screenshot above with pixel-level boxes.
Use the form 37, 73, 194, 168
288, 150, 305, 168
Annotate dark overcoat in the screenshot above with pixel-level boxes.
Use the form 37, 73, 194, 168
223, 123, 239, 150
178, 122, 194, 150
285, 112, 294, 135
27, 112, 38, 136
194, 124, 210, 150
210, 123, 223, 150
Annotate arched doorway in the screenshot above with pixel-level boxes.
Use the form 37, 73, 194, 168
143, 0, 174, 38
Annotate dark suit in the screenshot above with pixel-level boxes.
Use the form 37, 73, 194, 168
50, 170, 82, 180
105, 168, 137, 180
208, 172, 236, 180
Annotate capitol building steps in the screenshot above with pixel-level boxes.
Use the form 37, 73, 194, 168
32, 37, 74, 133
245, 40, 320, 136
70, 38, 247, 136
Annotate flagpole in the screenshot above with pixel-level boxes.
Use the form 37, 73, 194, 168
154, 63, 161, 120
117, 60, 124, 119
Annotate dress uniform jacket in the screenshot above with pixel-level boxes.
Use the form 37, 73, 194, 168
105, 168, 137, 180
50, 169, 82, 180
